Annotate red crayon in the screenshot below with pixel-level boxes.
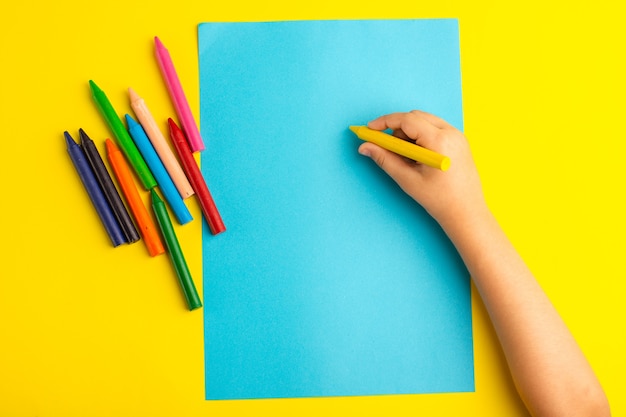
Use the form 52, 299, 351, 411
168, 118, 226, 235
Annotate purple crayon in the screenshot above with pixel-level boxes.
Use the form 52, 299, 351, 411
65, 131, 125, 247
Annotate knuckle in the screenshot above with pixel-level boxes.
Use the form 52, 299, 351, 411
372, 151, 387, 168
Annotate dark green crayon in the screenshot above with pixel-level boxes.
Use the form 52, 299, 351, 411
89, 80, 156, 190
151, 189, 202, 311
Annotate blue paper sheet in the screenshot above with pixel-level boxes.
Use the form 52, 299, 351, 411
198, 19, 473, 400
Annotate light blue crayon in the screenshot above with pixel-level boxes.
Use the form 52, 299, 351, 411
125, 114, 193, 225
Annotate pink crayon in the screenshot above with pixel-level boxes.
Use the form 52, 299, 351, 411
154, 36, 205, 152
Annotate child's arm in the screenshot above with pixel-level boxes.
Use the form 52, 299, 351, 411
359, 111, 610, 417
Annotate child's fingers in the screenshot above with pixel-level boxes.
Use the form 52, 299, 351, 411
409, 110, 453, 130
392, 129, 411, 141
367, 112, 439, 147
358, 142, 422, 191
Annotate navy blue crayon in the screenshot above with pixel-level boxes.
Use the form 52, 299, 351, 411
65, 131, 125, 247
79, 129, 140, 243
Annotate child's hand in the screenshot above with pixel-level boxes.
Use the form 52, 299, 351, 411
358, 110, 487, 228
359, 111, 611, 417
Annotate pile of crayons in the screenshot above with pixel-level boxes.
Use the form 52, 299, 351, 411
64, 37, 225, 311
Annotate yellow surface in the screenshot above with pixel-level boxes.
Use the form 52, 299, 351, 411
1, 1, 624, 416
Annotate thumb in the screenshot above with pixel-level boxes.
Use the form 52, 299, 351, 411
358, 142, 423, 191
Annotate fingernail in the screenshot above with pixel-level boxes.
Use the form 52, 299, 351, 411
358, 147, 371, 157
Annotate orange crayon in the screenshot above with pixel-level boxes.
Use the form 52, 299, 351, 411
105, 139, 165, 257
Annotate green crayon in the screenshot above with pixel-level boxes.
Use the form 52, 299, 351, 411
151, 189, 202, 311
89, 80, 156, 190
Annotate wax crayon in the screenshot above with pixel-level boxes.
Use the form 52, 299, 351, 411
89, 80, 157, 189
125, 114, 192, 225
154, 37, 205, 152
349, 125, 451, 171
151, 189, 202, 311
80, 129, 139, 243
128, 87, 194, 199
64, 131, 125, 247
168, 119, 226, 235
105, 139, 165, 257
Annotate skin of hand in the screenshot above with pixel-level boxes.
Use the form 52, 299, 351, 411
358, 110, 611, 417
358, 110, 488, 230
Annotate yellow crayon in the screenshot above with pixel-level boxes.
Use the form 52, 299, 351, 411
349, 125, 451, 171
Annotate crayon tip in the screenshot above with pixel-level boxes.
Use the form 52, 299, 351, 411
125, 114, 140, 130
349, 125, 359, 134
78, 128, 91, 144
64, 131, 77, 148
88, 79, 100, 94
167, 117, 180, 131
167, 118, 184, 142
104, 138, 116, 154
150, 188, 163, 205
154, 36, 164, 49
128, 87, 140, 103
